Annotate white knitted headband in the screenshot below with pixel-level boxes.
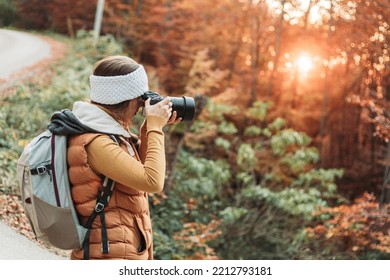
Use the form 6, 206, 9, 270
89, 65, 149, 105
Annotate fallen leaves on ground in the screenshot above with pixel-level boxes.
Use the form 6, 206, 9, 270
0, 193, 71, 258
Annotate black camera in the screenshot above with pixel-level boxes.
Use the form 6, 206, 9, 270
141, 91, 195, 122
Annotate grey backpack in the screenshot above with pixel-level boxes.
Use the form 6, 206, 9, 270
17, 129, 117, 257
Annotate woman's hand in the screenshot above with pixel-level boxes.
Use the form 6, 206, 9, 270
144, 97, 181, 124
167, 111, 182, 124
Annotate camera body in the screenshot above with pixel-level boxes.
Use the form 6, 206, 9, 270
141, 91, 195, 122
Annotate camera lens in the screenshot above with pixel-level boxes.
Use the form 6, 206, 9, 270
171, 97, 195, 122
141, 91, 195, 122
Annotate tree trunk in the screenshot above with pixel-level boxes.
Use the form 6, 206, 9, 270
380, 142, 390, 204
158, 0, 172, 63
338, 65, 350, 166
319, 1, 334, 167
266, 0, 286, 97
249, 2, 261, 106
136, 0, 144, 17
226, 19, 245, 87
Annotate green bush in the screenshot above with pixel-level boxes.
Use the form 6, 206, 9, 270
151, 150, 231, 259
0, 0, 17, 26
187, 100, 347, 259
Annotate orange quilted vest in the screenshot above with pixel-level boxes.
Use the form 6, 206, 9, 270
67, 133, 153, 260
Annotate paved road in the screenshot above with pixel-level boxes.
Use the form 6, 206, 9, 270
0, 221, 66, 260
0, 29, 51, 79
0, 29, 66, 259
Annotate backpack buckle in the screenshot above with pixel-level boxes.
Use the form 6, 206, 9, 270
36, 166, 47, 174
95, 202, 105, 213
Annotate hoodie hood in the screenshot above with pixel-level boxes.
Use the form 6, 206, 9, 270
48, 101, 130, 137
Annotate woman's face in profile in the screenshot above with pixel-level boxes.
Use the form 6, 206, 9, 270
129, 96, 144, 118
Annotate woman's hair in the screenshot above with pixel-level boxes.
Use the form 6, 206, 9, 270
93, 55, 139, 77
91, 56, 140, 119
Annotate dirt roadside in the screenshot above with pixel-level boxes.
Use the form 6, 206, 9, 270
0, 29, 68, 99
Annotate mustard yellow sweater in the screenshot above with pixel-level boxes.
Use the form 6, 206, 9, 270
85, 115, 166, 193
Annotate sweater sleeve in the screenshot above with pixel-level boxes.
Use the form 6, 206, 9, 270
86, 115, 166, 193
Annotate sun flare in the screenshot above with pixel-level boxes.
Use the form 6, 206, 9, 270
296, 54, 313, 76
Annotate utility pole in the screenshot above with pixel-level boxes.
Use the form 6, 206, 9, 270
93, 0, 105, 46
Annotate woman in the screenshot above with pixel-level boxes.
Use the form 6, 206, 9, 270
66, 55, 180, 260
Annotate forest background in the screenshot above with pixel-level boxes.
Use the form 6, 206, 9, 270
0, 0, 389, 259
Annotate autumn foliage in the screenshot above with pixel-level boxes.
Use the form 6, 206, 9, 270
3, 0, 389, 259
307, 193, 390, 258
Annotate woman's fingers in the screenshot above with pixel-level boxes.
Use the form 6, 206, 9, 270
144, 97, 182, 124
167, 111, 177, 124
167, 111, 183, 124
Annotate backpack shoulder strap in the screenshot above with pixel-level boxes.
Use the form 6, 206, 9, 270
83, 134, 119, 260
